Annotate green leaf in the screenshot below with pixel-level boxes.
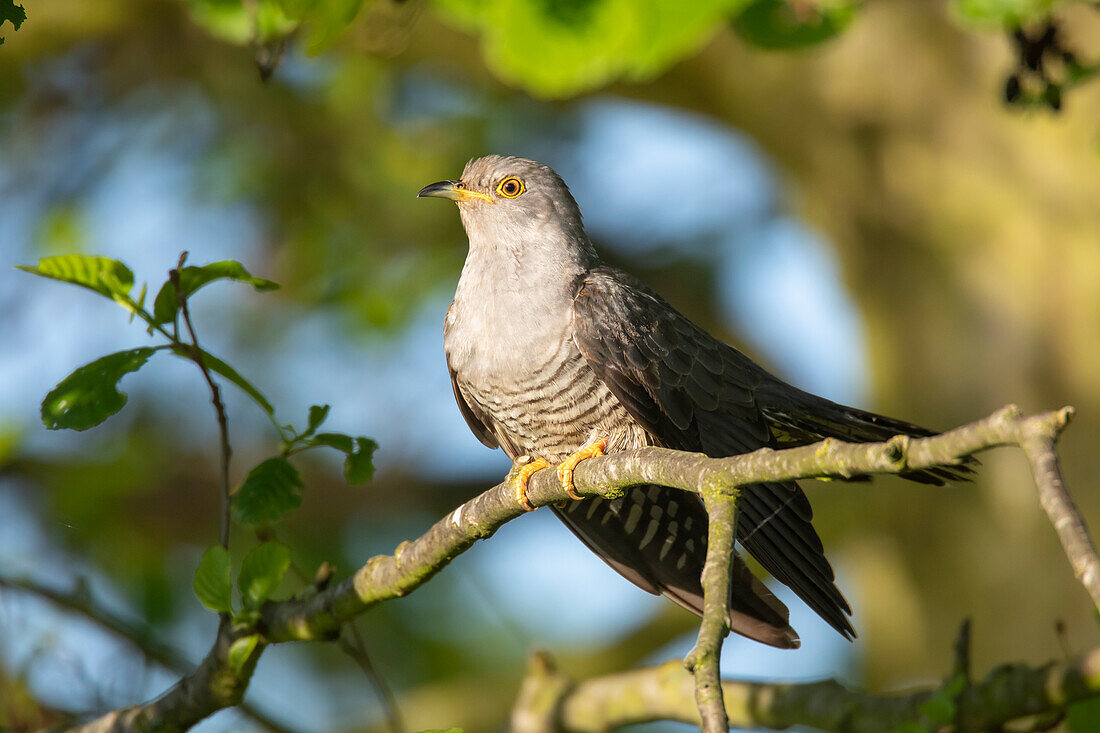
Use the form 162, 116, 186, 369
918, 672, 967, 726
185, 0, 297, 45
239, 541, 291, 609
41, 348, 158, 431
310, 431, 354, 454
415, 729, 464, 733
344, 437, 377, 485
227, 633, 260, 674
1068, 697, 1100, 733
952, 0, 1062, 26
278, 0, 368, 54
17, 255, 134, 301
306, 404, 330, 436
434, 0, 751, 98
234, 457, 304, 525
153, 260, 279, 325
193, 546, 232, 613
733, 0, 858, 50
0, 1, 26, 45
168, 345, 275, 415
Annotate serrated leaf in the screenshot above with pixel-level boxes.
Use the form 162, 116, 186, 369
733, 0, 857, 50
17, 255, 134, 301
234, 457, 304, 525
153, 260, 279, 325
344, 437, 377, 485
311, 432, 354, 453
228, 633, 260, 674
239, 541, 291, 609
306, 404, 330, 436
41, 348, 158, 430
168, 345, 274, 415
193, 546, 232, 613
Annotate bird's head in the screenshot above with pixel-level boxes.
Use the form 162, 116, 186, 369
418, 155, 590, 256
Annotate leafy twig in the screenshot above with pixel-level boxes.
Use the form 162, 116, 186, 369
171, 252, 233, 551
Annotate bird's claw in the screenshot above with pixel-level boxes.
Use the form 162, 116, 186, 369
508, 456, 551, 512
557, 439, 606, 501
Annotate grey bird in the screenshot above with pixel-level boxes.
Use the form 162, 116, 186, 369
420, 155, 968, 648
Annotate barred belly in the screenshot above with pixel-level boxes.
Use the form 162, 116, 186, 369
456, 331, 651, 464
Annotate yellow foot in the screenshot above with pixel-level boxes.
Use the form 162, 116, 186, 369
557, 439, 607, 501
508, 456, 551, 512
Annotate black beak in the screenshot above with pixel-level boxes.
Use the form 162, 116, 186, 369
417, 180, 463, 200
417, 180, 493, 203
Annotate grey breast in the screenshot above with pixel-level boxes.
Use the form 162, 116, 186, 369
450, 316, 644, 464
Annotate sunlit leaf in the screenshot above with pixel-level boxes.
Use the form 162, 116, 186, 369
234, 457, 304, 525
434, 0, 751, 98
733, 0, 858, 50
17, 255, 134, 301
41, 348, 158, 431
239, 541, 291, 609
228, 633, 260, 673
344, 436, 377, 485
278, 0, 368, 54
185, 0, 297, 45
168, 345, 275, 415
193, 546, 232, 613
952, 0, 1063, 26
153, 260, 279, 325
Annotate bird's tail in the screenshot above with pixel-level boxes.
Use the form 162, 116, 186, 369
755, 381, 975, 485
552, 484, 801, 649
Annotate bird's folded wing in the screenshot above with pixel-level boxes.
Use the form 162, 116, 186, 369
571, 266, 855, 639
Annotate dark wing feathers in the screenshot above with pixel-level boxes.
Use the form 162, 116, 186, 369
754, 381, 976, 485
553, 487, 799, 649
572, 267, 856, 639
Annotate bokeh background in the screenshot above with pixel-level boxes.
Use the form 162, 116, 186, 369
2, 0, 1100, 731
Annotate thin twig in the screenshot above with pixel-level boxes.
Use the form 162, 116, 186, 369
171, 252, 233, 550
338, 621, 406, 733
0, 575, 295, 733
683, 487, 737, 732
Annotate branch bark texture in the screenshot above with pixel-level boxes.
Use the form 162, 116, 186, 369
67, 405, 1096, 732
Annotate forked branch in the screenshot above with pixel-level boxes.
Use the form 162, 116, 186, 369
68, 405, 1097, 733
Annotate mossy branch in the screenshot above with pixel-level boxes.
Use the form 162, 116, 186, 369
67, 405, 1097, 732
509, 645, 1100, 732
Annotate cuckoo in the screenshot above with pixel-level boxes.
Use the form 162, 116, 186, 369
419, 156, 967, 648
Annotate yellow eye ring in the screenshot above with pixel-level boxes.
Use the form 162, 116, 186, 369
497, 176, 525, 198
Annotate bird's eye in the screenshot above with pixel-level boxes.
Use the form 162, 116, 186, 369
497, 177, 524, 198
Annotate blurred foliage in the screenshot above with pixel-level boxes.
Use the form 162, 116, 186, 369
3, 0, 1100, 731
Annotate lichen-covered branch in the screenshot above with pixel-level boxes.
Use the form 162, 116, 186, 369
508, 645, 1100, 732
69, 405, 1096, 732
683, 487, 738, 732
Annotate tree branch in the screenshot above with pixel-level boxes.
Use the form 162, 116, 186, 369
509, 645, 1100, 732
684, 487, 738, 732
0, 576, 293, 733
67, 405, 1097, 732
